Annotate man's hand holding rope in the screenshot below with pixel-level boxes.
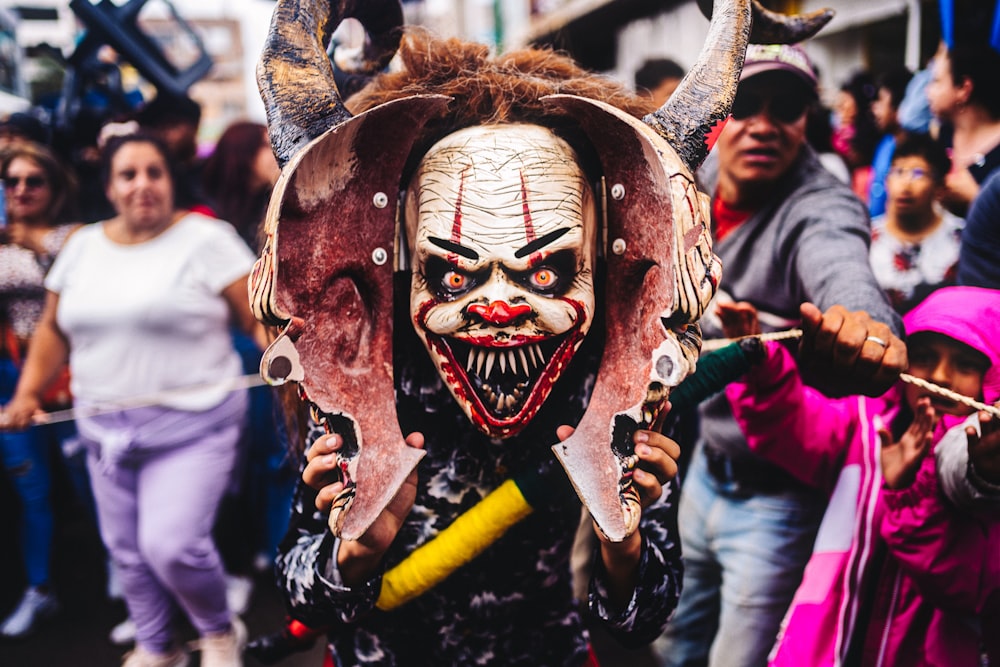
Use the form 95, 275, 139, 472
798, 302, 906, 398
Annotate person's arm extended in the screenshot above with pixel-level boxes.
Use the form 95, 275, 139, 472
786, 190, 907, 398
222, 276, 269, 350
793, 193, 902, 337
2, 292, 70, 429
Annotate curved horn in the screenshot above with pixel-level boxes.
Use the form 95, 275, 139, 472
643, 0, 751, 173
698, 0, 834, 44
257, 0, 404, 167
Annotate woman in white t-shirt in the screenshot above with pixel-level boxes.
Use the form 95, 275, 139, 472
0, 133, 266, 667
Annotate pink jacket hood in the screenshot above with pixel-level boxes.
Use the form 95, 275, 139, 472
903, 285, 1000, 406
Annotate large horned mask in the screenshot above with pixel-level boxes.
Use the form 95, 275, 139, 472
253, 0, 833, 542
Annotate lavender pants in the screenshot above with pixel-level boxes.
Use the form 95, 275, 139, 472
83, 392, 246, 653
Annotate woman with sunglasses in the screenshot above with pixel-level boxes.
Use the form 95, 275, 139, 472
0, 142, 81, 639
1, 132, 265, 667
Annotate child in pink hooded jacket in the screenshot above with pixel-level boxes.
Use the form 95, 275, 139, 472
720, 286, 1000, 666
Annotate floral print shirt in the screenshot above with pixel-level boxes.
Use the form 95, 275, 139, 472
0, 224, 76, 340
275, 298, 683, 667
869, 211, 964, 315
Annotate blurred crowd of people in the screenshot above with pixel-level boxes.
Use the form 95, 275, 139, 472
0, 1, 999, 666
0, 84, 293, 667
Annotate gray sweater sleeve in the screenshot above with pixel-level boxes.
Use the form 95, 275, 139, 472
787, 183, 903, 336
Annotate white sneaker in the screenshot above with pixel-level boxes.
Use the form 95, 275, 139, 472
225, 575, 253, 616
109, 617, 138, 645
191, 616, 246, 667
0, 587, 59, 638
120, 645, 189, 667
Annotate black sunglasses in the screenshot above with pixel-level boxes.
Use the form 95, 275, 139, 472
730, 91, 810, 124
3, 175, 47, 190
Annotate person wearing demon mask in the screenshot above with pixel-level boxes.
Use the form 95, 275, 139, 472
260, 37, 685, 667
247, 1, 877, 665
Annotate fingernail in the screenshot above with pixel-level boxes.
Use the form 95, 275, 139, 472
634, 431, 649, 444
636, 444, 651, 457
323, 454, 336, 465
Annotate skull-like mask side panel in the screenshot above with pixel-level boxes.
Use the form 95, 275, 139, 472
543, 95, 721, 541
249, 96, 450, 540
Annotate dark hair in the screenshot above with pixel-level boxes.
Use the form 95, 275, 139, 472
891, 132, 952, 183
0, 141, 79, 223
136, 93, 202, 128
0, 112, 50, 145
201, 121, 271, 247
943, 5, 1000, 118
876, 66, 913, 109
946, 41, 1000, 119
634, 58, 685, 93
99, 132, 178, 191
805, 101, 835, 153
839, 70, 880, 167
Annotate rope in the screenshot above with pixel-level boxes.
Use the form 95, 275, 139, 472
701, 328, 1000, 419
701, 328, 804, 352
899, 373, 1000, 419
31, 373, 269, 425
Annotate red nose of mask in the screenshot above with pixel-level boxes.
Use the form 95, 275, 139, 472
467, 300, 532, 325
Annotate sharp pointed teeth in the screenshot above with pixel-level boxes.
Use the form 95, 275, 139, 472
496, 393, 505, 411
485, 351, 496, 379
508, 350, 518, 374
536, 345, 546, 367
476, 349, 485, 375
518, 348, 529, 374
505, 394, 515, 408
467, 347, 475, 372
499, 350, 506, 373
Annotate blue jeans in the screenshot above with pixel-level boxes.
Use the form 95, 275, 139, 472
654, 442, 824, 667
1, 357, 54, 588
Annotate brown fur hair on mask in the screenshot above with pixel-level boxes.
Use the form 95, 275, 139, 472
347, 30, 656, 125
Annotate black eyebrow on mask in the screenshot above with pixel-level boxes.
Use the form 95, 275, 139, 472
514, 227, 570, 258
429, 236, 479, 260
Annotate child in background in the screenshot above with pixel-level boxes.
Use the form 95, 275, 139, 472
868, 132, 963, 314
717, 286, 1000, 665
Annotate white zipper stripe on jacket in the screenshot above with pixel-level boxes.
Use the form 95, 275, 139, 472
875, 568, 903, 666
835, 397, 881, 665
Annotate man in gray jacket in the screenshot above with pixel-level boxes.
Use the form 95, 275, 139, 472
656, 44, 903, 667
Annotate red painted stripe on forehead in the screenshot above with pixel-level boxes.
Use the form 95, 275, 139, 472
519, 171, 536, 243
451, 166, 469, 245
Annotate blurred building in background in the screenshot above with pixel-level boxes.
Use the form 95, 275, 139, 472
0, 0, 947, 146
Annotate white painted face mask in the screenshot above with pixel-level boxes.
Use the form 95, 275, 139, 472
406, 124, 598, 438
